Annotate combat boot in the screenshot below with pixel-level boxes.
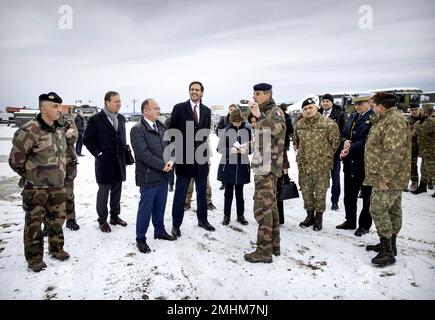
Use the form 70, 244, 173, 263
28, 260, 47, 272
237, 215, 248, 225
391, 233, 397, 256
411, 182, 427, 194
244, 250, 272, 263
272, 246, 281, 256
366, 242, 381, 253
313, 212, 323, 231
371, 237, 396, 266
66, 219, 80, 231
428, 182, 434, 190
299, 210, 315, 228
50, 248, 70, 261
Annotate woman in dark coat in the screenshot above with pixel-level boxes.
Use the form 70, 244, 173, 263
217, 109, 252, 225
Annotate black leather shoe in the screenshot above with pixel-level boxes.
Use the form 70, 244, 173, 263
171, 226, 181, 238
336, 221, 356, 230
331, 203, 339, 211
354, 227, 369, 237
219, 184, 225, 190
110, 216, 127, 227
198, 221, 215, 231
136, 240, 151, 254
154, 232, 177, 241
222, 215, 230, 226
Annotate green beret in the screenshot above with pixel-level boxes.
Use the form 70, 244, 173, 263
352, 93, 371, 104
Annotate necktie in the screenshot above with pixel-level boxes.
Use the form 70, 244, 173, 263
153, 123, 158, 133
324, 110, 330, 118
193, 105, 199, 125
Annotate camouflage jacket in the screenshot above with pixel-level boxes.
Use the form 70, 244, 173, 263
364, 107, 411, 190
9, 113, 67, 189
294, 113, 340, 173
407, 115, 420, 151
416, 114, 435, 159
251, 99, 286, 177
58, 114, 78, 165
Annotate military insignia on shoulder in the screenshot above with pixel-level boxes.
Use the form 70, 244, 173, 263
276, 111, 282, 117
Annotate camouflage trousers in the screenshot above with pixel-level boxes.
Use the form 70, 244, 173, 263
253, 173, 280, 257
298, 171, 330, 212
65, 163, 77, 221
22, 187, 67, 265
410, 148, 419, 183
370, 190, 402, 239
421, 157, 435, 184
185, 177, 212, 205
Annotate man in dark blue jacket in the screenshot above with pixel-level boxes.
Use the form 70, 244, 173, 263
130, 99, 176, 253
320, 93, 347, 211
83, 91, 127, 233
169, 81, 215, 237
336, 94, 374, 236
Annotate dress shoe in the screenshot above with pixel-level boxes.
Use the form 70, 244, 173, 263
171, 226, 181, 238
219, 184, 225, 190
109, 216, 127, 227
66, 219, 80, 231
354, 227, 369, 237
136, 240, 151, 254
207, 203, 216, 210
237, 215, 249, 225
336, 221, 356, 230
28, 261, 47, 272
198, 221, 215, 231
99, 222, 112, 233
331, 203, 339, 211
222, 215, 230, 226
154, 232, 177, 241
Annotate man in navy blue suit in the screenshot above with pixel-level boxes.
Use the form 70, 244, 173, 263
169, 81, 215, 237
336, 94, 374, 236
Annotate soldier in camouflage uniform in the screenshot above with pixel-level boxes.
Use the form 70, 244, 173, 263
407, 104, 421, 191
59, 112, 81, 230
9, 92, 70, 272
412, 104, 435, 196
364, 92, 411, 267
184, 176, 215, 210
294, 97, 340, 231
243, 83, 285, 263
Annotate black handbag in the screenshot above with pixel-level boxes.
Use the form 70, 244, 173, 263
125, 144, 135, 165
277, 174, 299, 201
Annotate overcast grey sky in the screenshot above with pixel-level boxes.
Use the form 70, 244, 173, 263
1, 0, 434, 113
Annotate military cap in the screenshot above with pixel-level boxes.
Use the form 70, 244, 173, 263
253, 83, 272, 91
372, 92, 396, 105
39, 91, 62, 104
321, 93, 334, 103
409, 103, 420, 109
352, 93, 371, 104
301, 97, 316, 108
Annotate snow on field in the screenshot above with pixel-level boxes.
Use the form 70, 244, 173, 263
0, 122, 434, 300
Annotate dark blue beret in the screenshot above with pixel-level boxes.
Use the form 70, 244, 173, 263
253, 83, 272, 91
302, 97, 316, 108
39, 91, 62, 104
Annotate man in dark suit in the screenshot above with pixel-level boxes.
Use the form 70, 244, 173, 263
83, 91, 128, 233
336, 94, 374, 236
320, 93, 347, 211
131, 99, 176, 254
169, 81, 215, 237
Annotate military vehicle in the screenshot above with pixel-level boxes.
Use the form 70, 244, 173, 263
71, 105, 99, 121
367, 88, 422, 113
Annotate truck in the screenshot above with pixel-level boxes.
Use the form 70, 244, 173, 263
367, 87, 423, 113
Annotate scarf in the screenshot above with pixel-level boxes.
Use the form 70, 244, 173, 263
103, 106, 118, 131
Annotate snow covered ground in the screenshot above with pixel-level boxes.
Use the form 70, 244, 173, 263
0, 122, 434, 300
